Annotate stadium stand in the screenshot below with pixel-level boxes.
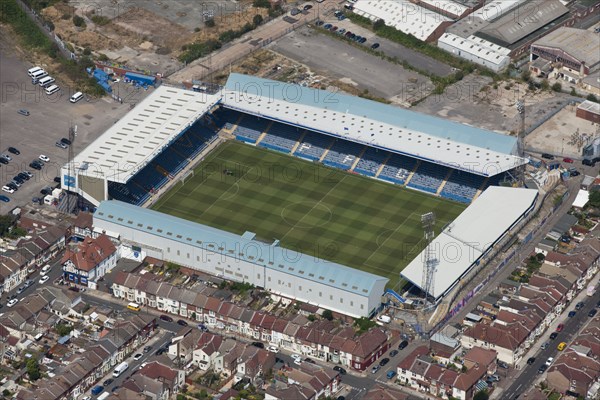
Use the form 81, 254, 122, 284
294, 131, 335, 161
322, 139, 365, 170
108, 120, 217, 206
408, 161, 449, 194
212, 107, 242, 130
233, 115, 270, 144
378, 154, 418, 185
440, 171, 487, 203
354, 147, 389, 177
259, 122, 303, 153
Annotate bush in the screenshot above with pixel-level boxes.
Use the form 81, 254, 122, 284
178, 39, 222, 64
205, 18, 215, 28
72, 15, 85, 28
90, 15, 110, 26
322, 310, 333, 321
253, 14, 263, 27
587, 93, 598, 103
83, 47, 91, 56
551, 82, 562, 92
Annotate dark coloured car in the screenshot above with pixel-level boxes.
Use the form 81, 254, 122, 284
315, 20, 324, 26
0, 195, 10, 203
359, 37, 367, 43
345, 31, 353, 37
304, 357, 315, 364
143, 345, 152, 353
596, 300, 600, 308
379, 357, 390, 366
30, 162, 42, 170
251, 342, 264, 349
7, 147, 20, 155
389, 350, 399, 357
398, 340, 408, 350
155, 348, 166, 356
541, 153, 554, 160
18, 172, 30, 181
324, 23, 332, 29
549, 332, 558, 340
333, 366, 346, 375
330, 26, 338, 32
570, 170, 580, 177
160, 315, 174, 322
0, 157, 8, 165
538, 364, 548, 373
371, 42, 380, 49
582, 159, 595, 166
576, 301, 585, 310
337, 396, 346, 400
589, 309, 597, 318
527, 357, 536, 365
54, 176, 61, 183
290, 8, 300, 16
303, 4, 312, 10
40, 187, 52, 195
17, 109, 30, 116
111, 386, 120, 392
497, 360, 509, 369
177, 319, 188, 326
568, 310, 577, 318
103, 378, 114, 386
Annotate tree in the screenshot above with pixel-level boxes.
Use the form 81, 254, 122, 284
587, 93, 598, 103
253, 0, 271, 8
26, 358, 40, 381
474, 390, 489, 400
321, 309, 333, 321
551, 82, 562, 92
540, 79, 549, 91
72, 15, 85, 28
589, 190, 600, 208
373, 18, 385, 31
55, 323, 73, 336
253, 14, 263, 27
520, 69, 531, 82
205, 18, 215, 28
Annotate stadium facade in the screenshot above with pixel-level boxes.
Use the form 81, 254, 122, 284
93, 200, 389, 318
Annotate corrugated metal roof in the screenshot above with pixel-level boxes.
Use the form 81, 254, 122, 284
94, 201, 388, 297
223, 74, 526, 176
533, 27, 600, 68
401, 186, 539, 299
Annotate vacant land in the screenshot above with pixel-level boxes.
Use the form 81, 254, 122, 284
152, 141, 465, 288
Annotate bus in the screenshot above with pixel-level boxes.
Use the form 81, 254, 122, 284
113, 361, 129, 377
127, 302, 141, 311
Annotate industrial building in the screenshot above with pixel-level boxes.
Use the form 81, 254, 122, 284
93, 200, 389, 318
577, 100, 600, 125
530, 27, 600, 81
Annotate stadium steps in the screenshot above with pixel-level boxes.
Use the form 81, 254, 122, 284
472, 177, 489, 201
255, 121, 274, 146
403, 160, 421, 186
350, 146, 368, 171
436, 169, 454, 195
374, 153, 393, 178
319, 138, 336, 162
290, 130, 308, 154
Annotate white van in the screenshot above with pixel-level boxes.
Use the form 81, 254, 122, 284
31, 69, 48, 82
45, 84, 60, 95
28, 66, 43, 77
69, 91, 84, 103
113, 361, 129, 377
38, 76, 55, 88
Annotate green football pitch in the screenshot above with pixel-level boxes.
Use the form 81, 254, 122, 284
152, 141, 466, 288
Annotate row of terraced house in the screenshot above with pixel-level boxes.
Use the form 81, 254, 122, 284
111, 271, 392, 372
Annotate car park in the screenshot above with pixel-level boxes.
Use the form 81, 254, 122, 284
39, 154, 50, 162
39, 275, 49, 284
7, 147, 20, 155
0, 196, 10, 203
333, 366, 346, 374
589, 309, 597, 317
160, 315, 173, 322
17, 109, 30, 116
133, 353, 143, 361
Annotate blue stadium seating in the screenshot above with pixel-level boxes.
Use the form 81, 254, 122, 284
355, 147, 389, 177
212, 107, 242, 130
233, 115, 270, 144
440, 170, 487, 203
407, 161, 449, 194
293, 131, 335, 161
378, 154, 417, 185
322, 139, 365, 170
259, 123, 303, 153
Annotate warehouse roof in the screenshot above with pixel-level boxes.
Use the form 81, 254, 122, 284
439, 33, 511, 64
415, 0, 470, 18
94, 201, 388, 297
70, 86, 220, 183
222, 74, 526, 176
532, 27, 600, 68
352, 0, 451, 41
401, 186, 539, 299
476, 0, 569, 47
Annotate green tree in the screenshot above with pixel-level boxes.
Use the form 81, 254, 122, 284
253, 14, 263, 27
26, 358, 40, 381
474, 390, 489, 400
540, 79, 549, 91
55, 323, 73, 336
176, 395, 187, 400
551, 82, 562, 92
589, 190, 600, 208
520, 69, 531, 82
587, 93, 598, 103
373, 18, 385, 31
205, 18, 215, 28
322, 309, 333, 321
72, 15, 85, 27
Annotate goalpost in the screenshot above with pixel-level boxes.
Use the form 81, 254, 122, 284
180, 170, 194, 185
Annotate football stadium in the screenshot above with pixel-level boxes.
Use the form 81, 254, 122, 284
67, 73, 537, 318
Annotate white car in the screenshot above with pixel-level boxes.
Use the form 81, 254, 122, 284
41, 264, 51, 275
267, 345, 279, 353
1, 154, 11, 161
2, 186, 15, 194
39, 275, 49, 284
39, 154, 50, 162
291, 354, 302, 361
133, 353, 143, 361
7, 299, 18, 307
293, 358, 302, 365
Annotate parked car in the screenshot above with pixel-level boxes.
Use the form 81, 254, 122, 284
323, 23, 332, 29
143, 346, 152, 353
30, 162, 42, 170
304, 357, 315, 364
371, 42, 380, 49
563, 157, 573, 163
103, 378, 114, 386
398, 340, 408, 350
589, 309, 597, 317
570, 170, 581, 176
389, 350, 399, 357
17, 109, 30, 116
303, 4, 312, 10
0, 195, 10, 203
160, 315, 174, 322
251, 342, 264, 349
379, 357, 389, 366
550, 332, 559, 340
527, 357, 536, 365
538, 364, 548, 373
25, 279, 33, 287
133, 353, 143, 361
387, 370, 397, 379
541, 153, 554, 160
371, 365, 380, 373
267, 345, 278, 353
40, 187, 52, 195
568, 310, 577, 317
0, 157, 9, 165
333, 366, 346, 375
315, 20, 324, 26
541, 342, 549, 350
576, 301, 585, 310
2, 186, 15, 194
582, 159, 595, 166
556, 323, 565, 332
7, 147, 20, 155
55, 141, 68, 149
18, 172, 30, 181
16, 286, 24, 294
39, 154, 50, 162
557, 342, 567, 351
39, 275, 49, 284
497, 360, 509, 369
176, 319, 188, 326
7, 299, 18, 307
